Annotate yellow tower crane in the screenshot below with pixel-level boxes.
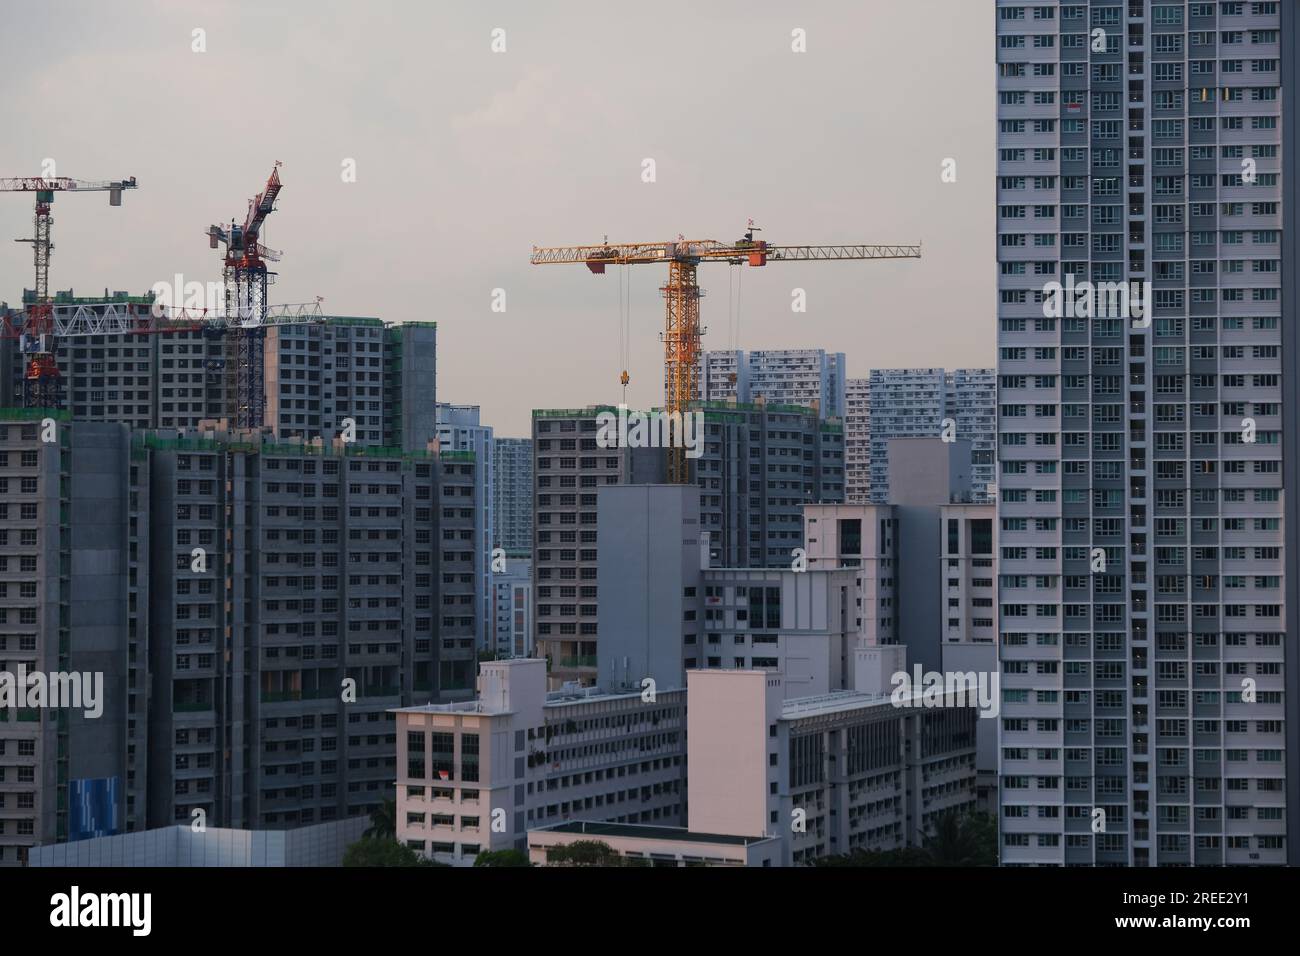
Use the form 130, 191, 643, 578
530, 223, 921, 482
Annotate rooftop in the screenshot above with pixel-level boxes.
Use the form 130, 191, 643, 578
533, 821, 769, 847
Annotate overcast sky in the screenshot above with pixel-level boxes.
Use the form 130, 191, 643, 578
1, 0, 993, 436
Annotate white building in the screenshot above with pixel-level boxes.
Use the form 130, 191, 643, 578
697, 567, 861, 700
695, 349, 846, 419
530, 665, 980, 867
844, 377, 871, 503
392, 659, 686, 865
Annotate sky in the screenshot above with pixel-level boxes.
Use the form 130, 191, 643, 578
0, 0, 994, 437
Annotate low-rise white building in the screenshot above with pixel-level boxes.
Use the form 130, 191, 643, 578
392, 659, 685, 865
530, 666, 980, 867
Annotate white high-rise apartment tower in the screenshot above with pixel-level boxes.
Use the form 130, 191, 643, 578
996, 0, 1286, 866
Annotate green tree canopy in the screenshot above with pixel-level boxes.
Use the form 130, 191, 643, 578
343, 838, 447, 868
473, 848, 532, 867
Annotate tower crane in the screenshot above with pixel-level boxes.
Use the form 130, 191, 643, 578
1, 164, 330, 418
531, 223, 921, 482
207, 162, 284, 428
0, 174, 137, 406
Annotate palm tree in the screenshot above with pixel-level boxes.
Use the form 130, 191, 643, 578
364, 797, 397, 840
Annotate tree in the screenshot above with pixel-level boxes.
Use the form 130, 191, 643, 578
342, 838, 446, 867
473, 848, 532, 867
807, 810, 997, 867
922, 810, 997, 867
364, 797, 397, 840
808, 846, 931, 867
545, 840, 623, 867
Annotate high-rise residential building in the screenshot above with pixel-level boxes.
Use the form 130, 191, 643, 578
0, 415, 148, 866
845, 377, 872, 503
139, 426, 472, 832
696, 350, 746, 407
695, 349, 847, 419
2, 411, 466, 859
1, 291, 229, 430
0, 299, 437, 451
863, 368, 996, 504
1284, 0, 1300, 867
265, 318, 437, 450
996, 0, 1285, 866
865, 368, 947, 503
530, 407, 664, 688
692, 400, 845, 568
436, 404, 493, 652
946, 368, 998, 500
493, 437, 533, 553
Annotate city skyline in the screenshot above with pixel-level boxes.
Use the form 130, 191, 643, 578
0, 0, 995, 438
0, 0, 1296, 913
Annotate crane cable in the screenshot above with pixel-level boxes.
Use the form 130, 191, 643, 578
617, 261, 632, 403
617, 262, 624, 399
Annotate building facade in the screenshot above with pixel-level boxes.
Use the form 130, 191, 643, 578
393, 658, 686, 865
693, 401, 846, 568
2, 301, 438, 451
493, 437, 533, 554
845, 377, 872, 503
947, 368, 999, 500
0, 415, 147, 865
996, 0, 1286, 865
492, 557, 533, 659
436, 404, 494, 652
696, 349, 847, 419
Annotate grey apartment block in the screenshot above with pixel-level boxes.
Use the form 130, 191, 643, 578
0, 300, 437, 452
997, 0, 1285, 865
946, 368, 998, 500
696, 349, 847, 419
866, 368, 996, 505
1281, 0, 1300, 867
493, 437, 533, 553
139, 426, 461, 832
2, 292, 228, 430
692, 401, 845, 568
265, 318, 437, 451
845, 377, 872, 503
387, 323, 438, 452
436, 404, 493, 652
0, 416, 145, 866
530, 407, 664, 688
866, 368, 946, 503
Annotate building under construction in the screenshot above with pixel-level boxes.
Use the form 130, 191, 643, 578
0, 293, 438, 450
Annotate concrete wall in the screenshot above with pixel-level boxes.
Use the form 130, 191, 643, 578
597, 485, 701, 692
29, 817, 368, 867
687, 670, 775, 838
